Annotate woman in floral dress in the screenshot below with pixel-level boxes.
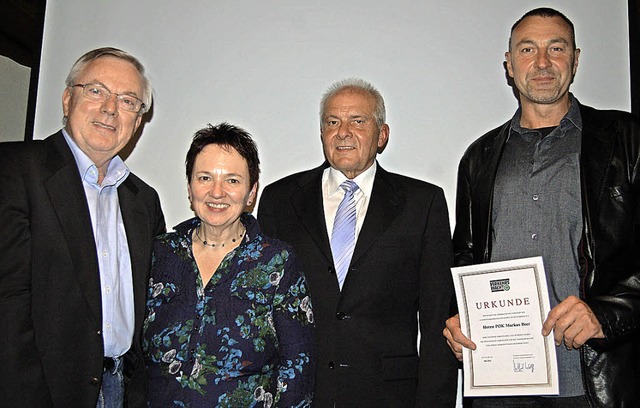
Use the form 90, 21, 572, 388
143, 123, 314, 407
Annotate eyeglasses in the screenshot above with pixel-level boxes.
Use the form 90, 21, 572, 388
72, 83, 146, 113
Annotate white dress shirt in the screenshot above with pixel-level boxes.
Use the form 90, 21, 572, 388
322, 162, 377, 240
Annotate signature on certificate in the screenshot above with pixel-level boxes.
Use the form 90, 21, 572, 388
513, 360, 535, 373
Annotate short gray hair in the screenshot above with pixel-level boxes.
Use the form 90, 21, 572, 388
319, 78, 386, 127
65, 47, 153, 114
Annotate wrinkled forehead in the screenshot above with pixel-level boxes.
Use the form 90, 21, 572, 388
325, 88, 376, 112
510, 15, 574, 48
76, 56, 144, 94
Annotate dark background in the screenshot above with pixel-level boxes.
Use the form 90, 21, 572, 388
1, 0, 45, 141
1, 0, 639, 141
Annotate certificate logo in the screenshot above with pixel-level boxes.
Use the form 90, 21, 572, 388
490, 278, 510, 292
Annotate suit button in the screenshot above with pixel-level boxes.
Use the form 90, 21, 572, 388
328, 361, 335, 369
336, 311, 345, 320
90, 377, 100, 385
328, 266, 335, 274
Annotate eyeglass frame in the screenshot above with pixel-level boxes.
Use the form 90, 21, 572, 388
71, 83, 146, 113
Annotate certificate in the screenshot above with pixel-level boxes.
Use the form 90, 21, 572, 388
451, 257, 559, 397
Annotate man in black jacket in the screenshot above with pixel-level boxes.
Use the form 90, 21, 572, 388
259, 78, 458, 407
0, 48, 165, 407
443, 7, 640, 407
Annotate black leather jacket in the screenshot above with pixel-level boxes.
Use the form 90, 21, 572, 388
453, 102, 640, 407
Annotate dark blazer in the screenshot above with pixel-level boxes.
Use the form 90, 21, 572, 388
453, 103, 640, 407
0, 131, 165, 407
258, 162, 458, 407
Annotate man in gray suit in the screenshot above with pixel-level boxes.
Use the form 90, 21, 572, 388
0, 47, 165, 407
258, 78, 458, 407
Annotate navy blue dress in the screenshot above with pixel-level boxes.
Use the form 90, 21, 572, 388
143, 214, 314, 407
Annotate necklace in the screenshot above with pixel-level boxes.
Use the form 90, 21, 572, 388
195, 225, 245, 248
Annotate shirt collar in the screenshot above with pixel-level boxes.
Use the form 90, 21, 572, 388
326, 161, 377, 199
508, 93, 583, 141
62, 128, 130, 188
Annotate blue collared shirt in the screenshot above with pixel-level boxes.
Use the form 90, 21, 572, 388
63, 129, 134, 358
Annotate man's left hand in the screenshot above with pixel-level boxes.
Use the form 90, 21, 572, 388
542, 295, 605, 349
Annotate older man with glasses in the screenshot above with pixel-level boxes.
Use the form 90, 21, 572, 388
0, 47, 165, 408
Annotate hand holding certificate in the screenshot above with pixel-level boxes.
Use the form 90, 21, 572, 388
451, 257, 559, 397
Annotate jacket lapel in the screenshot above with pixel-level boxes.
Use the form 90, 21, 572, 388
44, 133, 102, 324
475, 121, 510, 262
290, 164, 334, 263
351, 165, 404, 264
579, 104, 612, 216
118, 178, 152, 335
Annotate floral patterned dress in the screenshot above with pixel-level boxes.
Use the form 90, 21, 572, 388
143, 214, 314, 407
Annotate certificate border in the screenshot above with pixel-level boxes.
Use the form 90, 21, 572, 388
452, 257, 559, 396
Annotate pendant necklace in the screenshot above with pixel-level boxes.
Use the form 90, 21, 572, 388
195, 225, 245, 248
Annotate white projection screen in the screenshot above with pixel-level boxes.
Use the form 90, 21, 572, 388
33, 2, 630, 404
34, 1, 630, 227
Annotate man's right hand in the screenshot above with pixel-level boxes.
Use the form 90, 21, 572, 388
442, 314, 477, 361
